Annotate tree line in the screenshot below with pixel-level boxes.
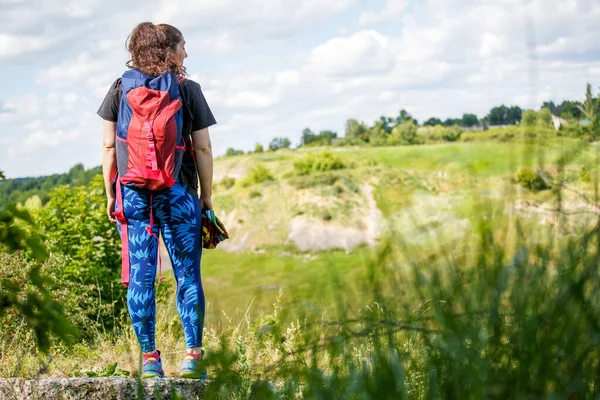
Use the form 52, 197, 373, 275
226, 83, 599, 155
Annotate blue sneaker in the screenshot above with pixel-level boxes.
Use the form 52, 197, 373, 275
142, 350, 165, 378
179, 349, 207, 379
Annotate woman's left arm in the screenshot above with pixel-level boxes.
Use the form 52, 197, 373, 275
102, 120, 117, 222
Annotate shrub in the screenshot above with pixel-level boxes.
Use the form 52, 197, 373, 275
293, 151, 346, 176
515, 167, 549, 191
35, 176, 124, 332
388, 120, 420, 145
254, 143, 264, 153
226, 148, 244, 156
249, 190, 262, 199
240, 164, 275, 187
580, 165, 592, 182
288, 173, 341, 189
220, 176, 236, 189
419, 125, 463, 143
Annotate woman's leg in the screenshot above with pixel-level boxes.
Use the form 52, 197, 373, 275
156, 183, 205, 351
118, 186, 161, 353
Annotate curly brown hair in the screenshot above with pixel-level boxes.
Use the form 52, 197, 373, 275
125, 22, 187, 78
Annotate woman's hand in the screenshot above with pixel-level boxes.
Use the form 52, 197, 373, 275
200, 196, 213, 211
107, 196, 116, 223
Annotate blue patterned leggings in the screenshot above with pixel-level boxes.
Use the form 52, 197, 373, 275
116, 182, 205, 352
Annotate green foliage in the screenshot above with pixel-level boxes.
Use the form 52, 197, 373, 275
240, 164, 275, 187
254, 143, 264, 153
461, 126, 557, 142
515, 167, 549, 191
521, 108, 554, 129
367, 120, 388, 146
419, 125, 463, 143
537, 107, 554, 128
301, 128, 338, 147
486, 104, 522, 125
579, 165, 592, 182
0, 164, 101, 206
226, 148, 244, 156
388, 120, 420, 145
220, 176, 236, 190
269, 137, 291, 151
543, 100, 584, 119
423, 117, 443, 126
77, 362, 130, 378
249, 190, 262, 199
293, 151, 346, 176
0, 169, 79, 353
36, 175, 124, 332
345, 119, 369, 141
461, 113, 479, 127
288, 172, 341, 189
0, 204, 47, 259
560, 120, 593, 139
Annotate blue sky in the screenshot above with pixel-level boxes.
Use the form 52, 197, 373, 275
1, 0, 599, 178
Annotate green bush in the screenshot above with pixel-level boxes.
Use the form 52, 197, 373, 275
0, 251, 102, 340
293, 151, 346, 176
388, 120, 420, 145
515, 167, 549, 191
461, 126, 556, 142
220, 176, 236, 189
288, 172, 341, 189
580, 165, 592, 182
419, 125, 463, 143
35, 175, 124, 332
226, 148, 244, 156
240, 164, 275, 187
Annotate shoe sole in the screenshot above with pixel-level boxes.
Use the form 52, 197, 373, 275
179, 371, 208, 379
142, 372, 165, 379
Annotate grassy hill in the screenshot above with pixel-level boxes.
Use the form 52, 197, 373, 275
184, 138, 599, 324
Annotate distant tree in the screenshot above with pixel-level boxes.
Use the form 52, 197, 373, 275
301, 128, 316, 146
542, 101, 558, 115
506, 106, 522, 124
461, 113, 479, 127
378, 116, 395, 133
487, 105, 522, 125
393, 109, 418, 126
424, 117, 443, 126
559, 100, 583, 120
443, 118, 461, 127
345, 119, 368, 141
537, 108, 553, 128
521, 109, 537, 127
254, 143, 264, 153
302, 129, 337, 146
388, 120, 419, 145
317, 130, 338, 144
269, 137, 291, 151
368, 121, 388, 146
226, 148, 244, 156
578, 83, 599, 122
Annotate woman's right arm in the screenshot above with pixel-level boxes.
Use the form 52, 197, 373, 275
102, 120, 117, 222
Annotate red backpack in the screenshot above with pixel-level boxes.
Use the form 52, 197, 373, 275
112, 69, 186, 287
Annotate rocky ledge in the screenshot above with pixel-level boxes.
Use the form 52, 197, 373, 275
0, 377, 207, 400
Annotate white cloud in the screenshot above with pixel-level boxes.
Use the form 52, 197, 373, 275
0, 34, 56, 60
358, 0, 409, 25
308, 30, 396, 77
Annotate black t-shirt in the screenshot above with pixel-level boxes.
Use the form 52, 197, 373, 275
97, 76, 216, 196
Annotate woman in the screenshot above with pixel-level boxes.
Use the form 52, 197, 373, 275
97, 22, 215, 379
